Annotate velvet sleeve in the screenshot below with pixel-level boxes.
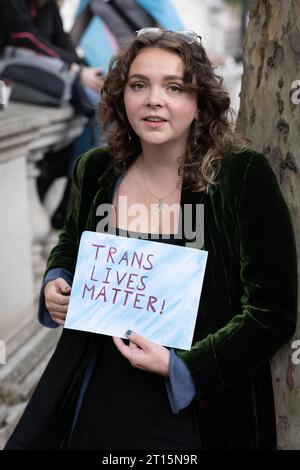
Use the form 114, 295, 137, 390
45, 148, 112, 276
177, 153, 297, 399
45, 153, 87, 276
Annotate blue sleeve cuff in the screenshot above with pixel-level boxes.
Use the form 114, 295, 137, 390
37, 268, 74, 328
165, 349, 196, 415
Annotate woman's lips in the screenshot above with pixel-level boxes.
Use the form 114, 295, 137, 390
142, 117, 167, 128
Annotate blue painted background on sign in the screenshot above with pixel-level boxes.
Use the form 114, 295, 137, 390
65, 231, 207, 350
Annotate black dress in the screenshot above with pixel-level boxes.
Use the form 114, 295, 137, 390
68, 231, 201, 450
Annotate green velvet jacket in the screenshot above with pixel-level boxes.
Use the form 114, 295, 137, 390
45, 146, 297, 449
7, 146, 297, 450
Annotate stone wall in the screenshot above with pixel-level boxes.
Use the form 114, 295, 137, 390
0, 102, 86, 448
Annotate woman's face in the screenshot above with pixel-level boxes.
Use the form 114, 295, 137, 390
124, 47, 198, 150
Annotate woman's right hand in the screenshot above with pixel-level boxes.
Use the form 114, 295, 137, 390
44, 278, 71, 326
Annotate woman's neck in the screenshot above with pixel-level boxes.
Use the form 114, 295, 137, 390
138, 141, 185, 176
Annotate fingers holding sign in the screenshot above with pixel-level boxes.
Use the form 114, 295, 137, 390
44, 277, 71, 326
113, 330, 170, 377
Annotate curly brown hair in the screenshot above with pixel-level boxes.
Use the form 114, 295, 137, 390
100, 30, 238, 191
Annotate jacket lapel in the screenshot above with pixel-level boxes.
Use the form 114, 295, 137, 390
86, 162, 118, 231
180, 186, 207, 249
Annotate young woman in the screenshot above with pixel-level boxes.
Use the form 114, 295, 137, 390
5, 29, 297, 450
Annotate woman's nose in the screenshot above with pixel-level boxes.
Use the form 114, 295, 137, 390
144, 87, 164, 107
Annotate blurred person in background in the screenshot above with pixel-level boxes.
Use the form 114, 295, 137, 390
70, 0, 184, 70
0, 0, 103, 228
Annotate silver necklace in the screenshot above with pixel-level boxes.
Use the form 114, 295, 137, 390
139, 159, 180, 211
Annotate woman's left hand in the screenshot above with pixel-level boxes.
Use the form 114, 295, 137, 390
113, 331, 170, 377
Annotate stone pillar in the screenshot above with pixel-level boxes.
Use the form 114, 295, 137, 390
0, 149, 35, 349
0, 102, 87, 449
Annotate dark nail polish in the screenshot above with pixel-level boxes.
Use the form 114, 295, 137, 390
126, 329, 132, 336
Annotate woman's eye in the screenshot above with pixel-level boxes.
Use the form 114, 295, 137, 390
167, 85, 184, 93
129, 82, 146, 90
